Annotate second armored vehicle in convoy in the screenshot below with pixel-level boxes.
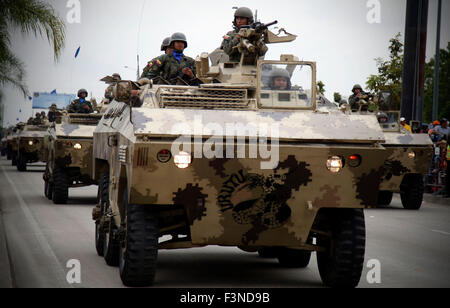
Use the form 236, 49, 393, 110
374, 92, 433, 210
92, 24, 388, 288
16, 124, 49, 171
44, 112, 102, 204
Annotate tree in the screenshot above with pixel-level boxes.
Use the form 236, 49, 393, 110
423, 42, 450, 122
366, 33, 403, 110
333, 92, 342, 103
0, 0, 66, 97
317, 81, 325, 95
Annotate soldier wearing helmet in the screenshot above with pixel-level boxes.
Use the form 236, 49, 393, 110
141, 32, 196, 84
349, 84, 365, 111
269, 68, 292, 90
377, 112, 389, 124
68, 89, 93, 114
141, 37, 173, 79
221, 7, 264, 62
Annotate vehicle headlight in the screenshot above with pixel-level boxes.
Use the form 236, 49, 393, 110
74, 143, 82, 150
327, 156, 343, 173
28, 140, 34, 146
408, 151, 415, 159
174, 151, 192, 169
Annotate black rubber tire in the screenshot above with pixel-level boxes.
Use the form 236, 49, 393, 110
257, 247, 279, 258
17, 152, 27, 172
277, 248, 312, 268
95, 173, 108, 257
317, 209, 366, 288
44, 163, 53, 200
377, 191, 393, 207
52, 166, 68, 204
400, 175, 424, 210
11, 152, 17, 166
103, 218, 120, 266
6, 149, 11, 160
119, 190, 159, 287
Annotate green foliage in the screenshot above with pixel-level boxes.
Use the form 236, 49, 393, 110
423, 42, 450, 122
333, 92, 342, 103
317, 81, 325, 95
366, 33, 403, 109
0, 0, 66, 96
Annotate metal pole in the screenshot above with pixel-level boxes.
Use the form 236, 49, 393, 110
432, 0, 442, 121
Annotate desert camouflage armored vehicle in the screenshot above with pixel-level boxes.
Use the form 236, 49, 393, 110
44, 112, 102, 204
15, 124, 49, 171
373, 92, 433, 210
92, 24, 388, 288
6, 123, 25, 166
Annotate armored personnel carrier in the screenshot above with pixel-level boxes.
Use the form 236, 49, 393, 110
374, 92, 433, 210
92, 24, 388, 288
44, 112, 102, 204
16, 124, 49, 171
6, 123, 25, 166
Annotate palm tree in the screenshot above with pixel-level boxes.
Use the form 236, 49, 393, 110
0, 0, 66, 96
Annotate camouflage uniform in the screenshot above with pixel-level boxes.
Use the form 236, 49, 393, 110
221, 30, 242, 62
141, 52, 196, 83
68, 99, 93, 114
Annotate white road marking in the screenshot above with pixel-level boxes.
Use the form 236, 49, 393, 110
1, 166, 71, 287
431, 230, 450, 236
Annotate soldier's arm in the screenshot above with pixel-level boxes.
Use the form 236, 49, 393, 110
143, 55, 166, 80
221, 32, 240, 56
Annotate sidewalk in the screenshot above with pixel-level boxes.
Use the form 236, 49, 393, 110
0, 210, 13, 288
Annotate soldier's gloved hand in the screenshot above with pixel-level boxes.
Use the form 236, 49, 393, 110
182, 68, 194, 79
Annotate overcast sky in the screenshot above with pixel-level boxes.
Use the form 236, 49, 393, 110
1, 0, 449, 126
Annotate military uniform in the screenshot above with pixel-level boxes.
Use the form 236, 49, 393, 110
141, 52, 196, 83
221, 30, 242, 62
68, 99, 93, 114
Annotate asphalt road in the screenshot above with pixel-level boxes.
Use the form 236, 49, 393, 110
0, 156, 449, 288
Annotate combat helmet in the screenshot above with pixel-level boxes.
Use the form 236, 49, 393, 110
352, 84, 363, 93
233, 7, 254, 27
77, 88, 88, 98
269, 68, 292, 90
377, 112, 389, 123
169, 32, 188, 49
161, 37, 171, 51
112, 73, 121, 81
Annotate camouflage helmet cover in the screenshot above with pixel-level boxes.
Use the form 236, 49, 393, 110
161, 37, 171, 51
77, 88, 88, 98
352, 84, 363, 92
112, 73, 121, 80
234, 7, 254, 25
169, 32, 188, 49
269, 68, 292, 90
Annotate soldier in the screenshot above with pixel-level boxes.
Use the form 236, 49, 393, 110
348, 84, 365, 111
68, 89, 93, 114
141, 38, 173, 79
377, 112, 389, 124
221, 7, 267, 62
48, 104, 57, 122
141, 32, 196, 84
33, 113, 42, 125
268, 68, 291, 90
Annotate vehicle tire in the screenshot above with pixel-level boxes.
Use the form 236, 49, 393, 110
257, 247, 279, 258
377, 191, 393, 207
6, 149, 11, 160
95, 173, 108, 257
17, 153, 27, 172
44, 163, 53, 200
119, 190, 159, 287
103, 218, 120, 266
52, 166, 68, 204
317, 209, 365, 288
400, 174, 424, 210
11, 152, 17, 166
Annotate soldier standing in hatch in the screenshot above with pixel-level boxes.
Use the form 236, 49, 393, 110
33, 113, 42, 125
140, 37, 173, 79
221, 7, 267, 62
141, 32, 196, 84
348, 84, 365, 111
68, 89, 93, 114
